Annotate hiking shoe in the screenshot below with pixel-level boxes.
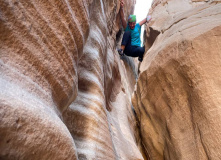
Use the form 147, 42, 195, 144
118, 49, 124, 56
138, 57, 143, 62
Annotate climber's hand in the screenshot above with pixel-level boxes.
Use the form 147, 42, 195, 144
120, 0, 124, 8
146, 15, 152, 22
139, 15, 151, 26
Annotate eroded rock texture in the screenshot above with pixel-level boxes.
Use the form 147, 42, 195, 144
0, 0, 145, 159
133, 0, 221, 160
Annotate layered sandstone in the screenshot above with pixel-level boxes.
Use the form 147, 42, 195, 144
0, 0, 145, 159
133, 0, 221, 160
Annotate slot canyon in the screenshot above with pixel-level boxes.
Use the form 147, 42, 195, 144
0, 0, 221, 159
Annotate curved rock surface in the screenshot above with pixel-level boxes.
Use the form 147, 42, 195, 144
133, 0, 221, 160
0, 0, 145, 159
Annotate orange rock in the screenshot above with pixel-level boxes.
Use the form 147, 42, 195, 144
134, 1, 221, 159
0, 0, 145, 159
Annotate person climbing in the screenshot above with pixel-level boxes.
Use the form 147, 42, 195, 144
118, 0, 152, 62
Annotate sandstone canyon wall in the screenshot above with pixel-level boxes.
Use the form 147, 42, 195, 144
133, 0, 221, 160
0, 0, 146, 159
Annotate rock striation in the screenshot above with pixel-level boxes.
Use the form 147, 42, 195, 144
0, 0, 145, 159
133, 0, 221, 160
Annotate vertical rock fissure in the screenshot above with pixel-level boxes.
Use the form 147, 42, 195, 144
145, 27, 161, 49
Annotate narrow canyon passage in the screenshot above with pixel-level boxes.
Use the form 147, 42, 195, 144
1, 0, 221, 160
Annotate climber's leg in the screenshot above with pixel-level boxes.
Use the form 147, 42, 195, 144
125, 46, 145, 61
118, 31, 132, 56
121, 31, 132, 50
134, 46, 145, 62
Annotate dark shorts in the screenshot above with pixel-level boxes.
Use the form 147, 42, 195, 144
121, 31, 145, 58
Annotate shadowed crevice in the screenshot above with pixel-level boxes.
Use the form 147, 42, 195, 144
146, 27, 161, 49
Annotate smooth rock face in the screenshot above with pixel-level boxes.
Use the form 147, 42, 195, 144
0, 0, 144, 159
133, 0, 221, 160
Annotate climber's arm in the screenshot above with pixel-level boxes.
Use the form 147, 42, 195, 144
120, 0, 127, 29
139, 15, 152, 26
